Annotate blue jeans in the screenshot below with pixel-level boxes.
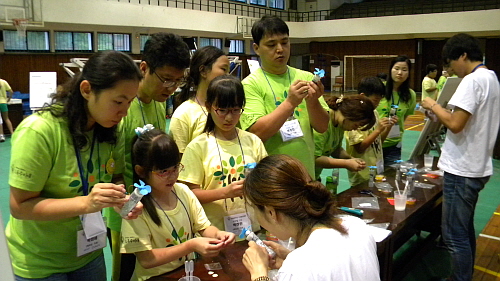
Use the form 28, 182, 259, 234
15, 254, 106, 281
383, 144, 401, 167
442, 172, 489, 281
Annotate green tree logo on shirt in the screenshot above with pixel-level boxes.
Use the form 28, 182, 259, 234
274, 90, 306, 117
213, 155, 245, 187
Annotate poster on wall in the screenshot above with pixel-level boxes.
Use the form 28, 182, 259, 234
30, 72, 57, 110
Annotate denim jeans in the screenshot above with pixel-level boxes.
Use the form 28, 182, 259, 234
442, 172, 489, 281
15, 254, 106, 281
383, 144, 402, 167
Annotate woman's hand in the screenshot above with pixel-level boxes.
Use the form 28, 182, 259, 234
224, 179, 244, 199
85, 183, 127, 213
243, 241, 270, 280
263, 240, 290, 269
188, 237, 226, 257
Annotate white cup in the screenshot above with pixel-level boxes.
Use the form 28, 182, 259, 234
394, 191, 407, 211
178, 277, 201, 281
424, 154, 433, 169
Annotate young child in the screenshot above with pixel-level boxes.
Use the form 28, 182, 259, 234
179, 75, 268, 235
121, 129, 235, 281
313, 94, 377, 181
171, 46, 230, 155
345, 77, 398, 186
422, 64, 438, 100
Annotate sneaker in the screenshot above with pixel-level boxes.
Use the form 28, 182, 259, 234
0, 135, 5, 142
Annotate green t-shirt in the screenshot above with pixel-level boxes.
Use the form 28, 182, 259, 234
103, 97, 166, 232
7, 109, 124, 278
240, 66, 329, 178
375, 89, 416, 148
313, 120, 345, 180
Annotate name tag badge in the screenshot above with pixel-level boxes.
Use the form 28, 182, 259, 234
388, 124, 401, 139
224, 212, 252, 236
76, 229, 107, 257
280, 119, 304, 142
376, 159, 384, 174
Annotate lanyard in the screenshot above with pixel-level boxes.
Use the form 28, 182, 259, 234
152, 190, 193, 243
137, 96, 161, 127
262, 67, 292, 108
195, 96, 207, 117
74, 135, 98, 196
390, 92, 400, 107
472, 63, 484, 73
214, 129, 246, 179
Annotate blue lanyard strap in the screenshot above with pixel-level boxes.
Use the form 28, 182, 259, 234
74, 135, 97, 196
472, 63, 484, 73
262, 67, 292, 109
136, 96, 161, 127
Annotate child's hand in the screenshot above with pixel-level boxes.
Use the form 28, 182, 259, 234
117, 201, 143, 220
346, 158, 366, 172
189, 237, 225, 257
216, 230, 236, 245
389, 115, 399, 126
224, 179, 244, 199
378, 117, 391, 131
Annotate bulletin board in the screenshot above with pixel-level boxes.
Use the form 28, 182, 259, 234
410, 77, 462, 159
29, 72, 57, 110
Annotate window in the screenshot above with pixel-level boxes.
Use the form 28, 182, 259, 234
269, 0, 285, 9
140, 34, 150, 52
3, 30, 49, 52
55, 31, 92, 52
249, 0, 266, 6
199, 38, 222, 49
97, 33, 130, 51
229, 40, 245, 54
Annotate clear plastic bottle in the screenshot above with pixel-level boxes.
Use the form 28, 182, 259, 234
326, 176, 338, 196
395, 160, 403, 181
405, 171, 415, 196
368, 166, 377, 187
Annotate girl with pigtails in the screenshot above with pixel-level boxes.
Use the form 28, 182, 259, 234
242, 154, 380, 281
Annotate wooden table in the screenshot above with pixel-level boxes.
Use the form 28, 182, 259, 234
336, 157, 443, 281
156, 158, 443, 281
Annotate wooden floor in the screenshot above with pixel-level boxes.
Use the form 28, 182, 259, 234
474, 206, 500, 280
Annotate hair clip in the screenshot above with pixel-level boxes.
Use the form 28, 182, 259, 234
360, 100, 364, 104
336, 95, 344, 104
135, 124, 155, 136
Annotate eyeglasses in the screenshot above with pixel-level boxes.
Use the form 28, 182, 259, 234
212, 107, 244, 116
152, 163, 185, 178
154, 72, 187, 88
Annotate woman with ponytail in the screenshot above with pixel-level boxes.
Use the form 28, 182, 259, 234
7, 51, 142, 280
242, 154, 380, 281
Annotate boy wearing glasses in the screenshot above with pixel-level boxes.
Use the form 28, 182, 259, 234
106, 32, 190, 281
240, 15, 329, 178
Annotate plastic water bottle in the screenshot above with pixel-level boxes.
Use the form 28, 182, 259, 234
368, 166, 377, 187
406, 171, 415, 196
395, 160, 403, 181
326, 176, 338, 196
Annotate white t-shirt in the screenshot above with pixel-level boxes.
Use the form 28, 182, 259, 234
278, 216, 380, 281
438, 68, 500, 178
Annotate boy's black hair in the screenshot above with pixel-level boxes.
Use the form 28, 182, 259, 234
142, 32, 191, 74
376, 72, 387, 80
358, 76, 385, 97
426, 64, 438, 75
251, 15, 289, 45
204, 75, 245, 134
385, 55, 412, 103
442, 33, 483, 65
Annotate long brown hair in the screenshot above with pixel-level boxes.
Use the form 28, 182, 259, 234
326, 95, 376, 131
243, 154, 346, 244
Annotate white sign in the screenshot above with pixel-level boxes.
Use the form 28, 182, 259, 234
0, 210, 15, 281
30, 72, 57, 110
